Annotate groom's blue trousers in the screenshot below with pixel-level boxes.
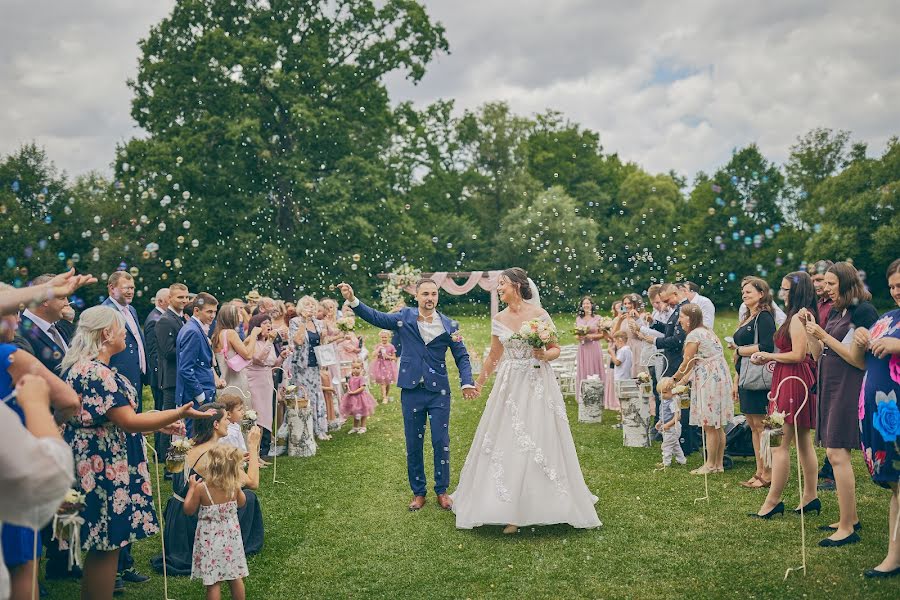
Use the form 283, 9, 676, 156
401, 385, 451, 496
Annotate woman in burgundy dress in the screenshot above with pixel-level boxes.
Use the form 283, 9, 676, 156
806, 262, 879, 546
750, 272, 823, 518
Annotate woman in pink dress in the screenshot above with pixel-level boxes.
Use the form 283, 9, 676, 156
245, 314, 288, 460
575, 296, 605, 405
340, 361, 376, 434
604, 301, 624, 410
370, 330, 398, 404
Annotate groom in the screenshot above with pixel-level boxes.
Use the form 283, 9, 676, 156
338, 280, 478, 511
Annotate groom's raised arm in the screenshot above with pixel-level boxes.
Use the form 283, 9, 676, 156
337, 283, 400, 331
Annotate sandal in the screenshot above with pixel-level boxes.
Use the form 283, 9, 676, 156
746, 477, 771, 489
740, 475, 761, 488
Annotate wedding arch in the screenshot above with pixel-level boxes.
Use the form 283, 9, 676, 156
377, 270, 506, 316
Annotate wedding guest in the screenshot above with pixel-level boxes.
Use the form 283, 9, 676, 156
18, 273, 72, 376
644, 284, 671, 426
731, 276, 776, 489
102, 271, 147, 411
151, 403, 264, 577
738, 286, 787, 328
750, 272, 822, 519
810, 259, 837, 490
156, 283, 190, 466
654, 377, 686, 468
319, 298, 345, 402
621, 293, 650, 378
0, 295, 78, 600
370, 330, 398, 404
341, 360, 377, 434
603, 300, 624, 411
60, 306, 208, 600
805, 262, 879, 547
182, 446, 249, 600
145, 287, 169, 416
337, 317, 362, 379
211, 303, 262, 403
245, 313, 288, 458
677, 281, 715, 328
177, 293, 223, 414
244, 291, 260, 316
219, 393, 248, 452
0, 375, 74, 600
673, 303, 734, 474
609, 330, 633, 410
289, 296, 331, 440
574, 296, 605, 403
854, 258, 900, 577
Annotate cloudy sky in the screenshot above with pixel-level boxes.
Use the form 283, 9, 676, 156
2, 0, 898, 180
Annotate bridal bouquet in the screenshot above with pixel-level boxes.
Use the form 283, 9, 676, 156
166, 438, 194, 474
513, 319, 558, 368
242, 409, 258, 431
337, 316, 356, 332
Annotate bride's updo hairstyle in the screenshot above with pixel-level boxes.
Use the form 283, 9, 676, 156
501, 268, 533, 300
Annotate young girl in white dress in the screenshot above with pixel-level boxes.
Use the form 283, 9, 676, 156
450, 268, 602, 534
183, 445, 250, 600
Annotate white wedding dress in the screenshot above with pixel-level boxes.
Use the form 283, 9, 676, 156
450, 316, 602, 529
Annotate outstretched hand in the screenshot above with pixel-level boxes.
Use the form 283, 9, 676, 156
337, 283, 356, 303
47, 268, 97, 299
181, 405, 218, 420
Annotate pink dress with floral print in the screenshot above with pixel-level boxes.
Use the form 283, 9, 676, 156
62, 360, 159, 551
192, 485, 249, 586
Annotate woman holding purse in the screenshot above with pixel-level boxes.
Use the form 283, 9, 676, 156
730, 277, 777, 489
211, 303, 262, 404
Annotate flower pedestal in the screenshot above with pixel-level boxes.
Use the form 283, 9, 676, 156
579, 378, 604, 423
620, 379, 651, 447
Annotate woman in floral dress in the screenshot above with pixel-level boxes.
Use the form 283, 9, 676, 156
673, 303, 734, 474
289, 296, 330, 440
60, 306, 209, 599
855, 258, 900, 578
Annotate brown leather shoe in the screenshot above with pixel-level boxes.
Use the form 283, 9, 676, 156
408, 496, 426, 511
436, 493, 453, 511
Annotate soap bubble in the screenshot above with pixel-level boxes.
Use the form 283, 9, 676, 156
191, 239, 199, 248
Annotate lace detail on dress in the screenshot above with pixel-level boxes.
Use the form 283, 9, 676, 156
482, 434, 511, 503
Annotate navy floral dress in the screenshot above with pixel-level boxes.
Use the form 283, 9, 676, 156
63, 360, 159, 551
859, 309, 900, 488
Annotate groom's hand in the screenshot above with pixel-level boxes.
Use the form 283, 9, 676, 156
462, 387, 479, 400
337, 282, 356, 303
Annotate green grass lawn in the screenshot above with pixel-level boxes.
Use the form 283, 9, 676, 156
48, 313, 897, 599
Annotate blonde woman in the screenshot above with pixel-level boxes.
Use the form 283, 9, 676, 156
60, 306, 210, 600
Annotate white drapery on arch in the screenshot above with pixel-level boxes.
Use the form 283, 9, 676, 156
401, 271, 505, 316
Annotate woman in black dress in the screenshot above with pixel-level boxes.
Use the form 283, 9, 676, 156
731, 277, 777, 489
804, 262, 878, 547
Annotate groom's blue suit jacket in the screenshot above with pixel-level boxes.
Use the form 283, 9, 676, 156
351, 302, 474, 393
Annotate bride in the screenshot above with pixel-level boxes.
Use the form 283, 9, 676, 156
450, 268, 602, 533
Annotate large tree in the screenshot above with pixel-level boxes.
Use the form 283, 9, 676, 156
119, 0, 448, 299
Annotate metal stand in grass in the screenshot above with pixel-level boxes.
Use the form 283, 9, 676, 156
270, 367, 288, 485
638, 348, 668, 448
146, 437, 177, 600
765, 375, 810, 581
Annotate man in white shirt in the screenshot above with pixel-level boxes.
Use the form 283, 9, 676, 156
678, 281, 715, 329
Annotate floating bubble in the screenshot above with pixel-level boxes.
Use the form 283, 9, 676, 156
176, 156, 183, 164
177, 235, 185, 244
182, 220, 191, 229
182, 191, 190, 200
350, 263, 358, 270
129, 267, 139, 276
57, 252, 65, 261
351, 254, 361, 262
191, 239, 199, 248
122, 162, 130, 172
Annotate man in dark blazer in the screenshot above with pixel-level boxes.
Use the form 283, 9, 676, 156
637, 283, 696, 454
176, 292, 221, 433
144, 288, 169, 413
16, 275, 78, 581
102, 271, 147, 411
155, 283, 190, 465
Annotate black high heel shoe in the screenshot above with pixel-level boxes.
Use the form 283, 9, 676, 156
748, 501, 784, 519
818, 532, 860, 547
793, 498, 821, 515
863, 566, 900, 578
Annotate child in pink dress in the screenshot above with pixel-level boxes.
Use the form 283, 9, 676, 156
370, 330, 398, 404
341, 360, 377, 434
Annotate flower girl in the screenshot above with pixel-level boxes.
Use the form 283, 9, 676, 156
183, 445, 249, 600
370, 329, 398, 403
340, 360, 377, 434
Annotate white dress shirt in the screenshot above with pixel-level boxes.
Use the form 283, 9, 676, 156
0, 403, 74, 600
690, 293, 716, 329
22, 309, 69, 353
109, 297, 147, 373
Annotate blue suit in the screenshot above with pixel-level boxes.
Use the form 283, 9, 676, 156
175, 318, 216, 410
102, 299, 146, 412
352, 301, 473, 496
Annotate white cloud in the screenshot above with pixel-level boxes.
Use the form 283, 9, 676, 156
1, 0, 898, 180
